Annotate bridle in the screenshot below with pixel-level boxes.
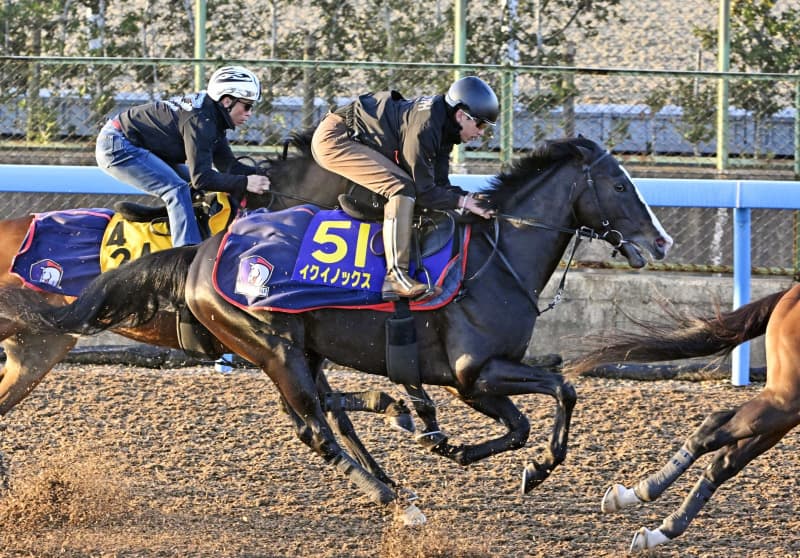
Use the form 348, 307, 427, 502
464, 150, 633, 316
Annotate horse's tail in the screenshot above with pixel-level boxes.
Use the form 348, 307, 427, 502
34, 246, 198, 335
563, 288, 789, 377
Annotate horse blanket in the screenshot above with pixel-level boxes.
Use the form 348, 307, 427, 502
213, 205, 470, 313
10, 194, 234, 296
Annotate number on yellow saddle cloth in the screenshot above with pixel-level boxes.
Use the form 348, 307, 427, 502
100, 193, 233, 272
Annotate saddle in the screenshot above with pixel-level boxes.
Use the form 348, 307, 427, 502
336, 184, 459, 388
113, 191, 221, 239
337, 184, 457, 263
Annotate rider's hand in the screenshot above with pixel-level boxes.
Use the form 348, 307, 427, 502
460, 194, 495, 219
246, 174, 271, 195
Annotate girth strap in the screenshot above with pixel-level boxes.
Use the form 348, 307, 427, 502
385, 299, 421, 386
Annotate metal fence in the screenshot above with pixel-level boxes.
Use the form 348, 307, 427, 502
1, 56, 799, 275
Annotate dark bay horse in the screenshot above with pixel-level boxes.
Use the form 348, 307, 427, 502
0, 135, 423, 489
0, 132, 352, 407
26, 137, 672, 520
564, 286, 799, 550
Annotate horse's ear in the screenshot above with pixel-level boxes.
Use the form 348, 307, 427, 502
572, 143, 594, 164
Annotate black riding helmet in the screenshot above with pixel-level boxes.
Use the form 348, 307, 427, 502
445, 76, 500, 125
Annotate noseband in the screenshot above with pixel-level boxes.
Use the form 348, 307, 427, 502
580, 151, 629, 251
467, 150, 630, 315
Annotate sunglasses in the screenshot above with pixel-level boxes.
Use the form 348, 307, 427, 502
462, 111, 489, 130
237, 100, 255, 112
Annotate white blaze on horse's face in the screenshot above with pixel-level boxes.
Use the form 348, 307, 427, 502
621, 165, 673, 255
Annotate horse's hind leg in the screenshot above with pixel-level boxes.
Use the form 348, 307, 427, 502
0, 327, 76, 415
606, 388, 800, 550
226, 328, 404, 510
606, 386, 800, 514
0, 328, 75, 490
314, 374, 398, 488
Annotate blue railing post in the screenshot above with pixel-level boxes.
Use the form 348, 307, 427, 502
731, 205, 751, 386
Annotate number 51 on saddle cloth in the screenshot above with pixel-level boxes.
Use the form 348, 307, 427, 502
213, 205, 470, 313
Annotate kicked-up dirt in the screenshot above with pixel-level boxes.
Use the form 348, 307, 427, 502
0, 363, 798, 557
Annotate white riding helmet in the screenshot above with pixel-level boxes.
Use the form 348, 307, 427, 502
207, 66, 262, 103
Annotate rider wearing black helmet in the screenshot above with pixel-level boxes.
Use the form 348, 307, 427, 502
311, 76, 498, 301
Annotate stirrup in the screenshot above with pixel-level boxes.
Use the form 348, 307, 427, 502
412, 285, 442, 302
381, 270, 429, 301
381, 287, 429, 301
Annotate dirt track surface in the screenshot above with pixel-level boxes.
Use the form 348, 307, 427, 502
1, 364, 799, 558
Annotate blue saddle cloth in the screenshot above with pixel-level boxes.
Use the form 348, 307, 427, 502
213, 205, 469, 313
10, 209, 113, 296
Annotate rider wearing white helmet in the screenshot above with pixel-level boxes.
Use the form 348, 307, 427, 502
95, 65, 270, 247
311, 76, 498, 301
207, 65, 263, 104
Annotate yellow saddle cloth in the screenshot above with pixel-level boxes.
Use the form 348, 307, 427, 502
99, 193, 233, 272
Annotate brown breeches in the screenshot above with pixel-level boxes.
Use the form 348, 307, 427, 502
310, 113, 415, 200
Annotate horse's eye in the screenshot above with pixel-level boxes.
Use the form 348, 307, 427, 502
614, 183, 626, 192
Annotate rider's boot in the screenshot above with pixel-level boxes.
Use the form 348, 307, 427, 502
381, 195, 438, 301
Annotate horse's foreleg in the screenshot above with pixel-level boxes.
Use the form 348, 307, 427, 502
439, 394, 530, 467
630, 428, 790, 551
322, 390, 414, 433
401, 384, 453, 453
461, 358, 576, 492
400, 384, 508, 464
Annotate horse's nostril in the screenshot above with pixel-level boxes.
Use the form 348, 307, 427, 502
656, 237, 666, 248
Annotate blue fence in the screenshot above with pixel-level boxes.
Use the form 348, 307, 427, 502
3, 164, 800, 385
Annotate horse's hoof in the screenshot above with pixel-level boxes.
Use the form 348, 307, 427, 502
415, 431, 448, 451
398, 486, 419, 503
388, 412, 415, 433
630, 527, 670, 551
520, 462, 549, 494
398, 503, 426, 527
601, 483, 642, 513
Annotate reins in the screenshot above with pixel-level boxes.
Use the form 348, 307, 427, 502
464, 150, 630, 316
245, 151, 338, 210
262, 190, 338, 210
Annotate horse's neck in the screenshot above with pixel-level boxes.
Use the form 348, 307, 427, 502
503, 221, 575, 295
272, 157, 346, 209
497, 183, 577, 294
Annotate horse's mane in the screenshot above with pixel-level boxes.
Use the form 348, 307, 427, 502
286, 127, 316, 158
264, 132, 604, 213
487, 136, 602, 208
253, 128, 317, 173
